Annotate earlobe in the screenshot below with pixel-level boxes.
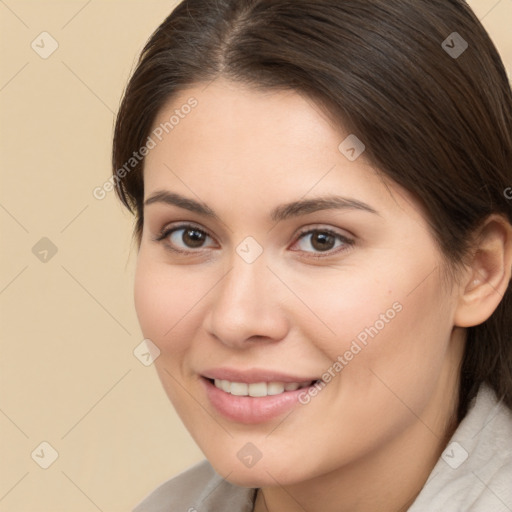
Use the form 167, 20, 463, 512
454, 215, 512, 328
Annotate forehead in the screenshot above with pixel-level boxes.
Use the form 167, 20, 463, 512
142, 79, 419, 223
147, 79, 340, 163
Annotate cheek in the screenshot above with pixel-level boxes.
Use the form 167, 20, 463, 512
133, 253, 194, 351
295, 261, 453, 385
327, 271, 454, 421
133, 254, 201, 409
134, 260, 169, 341
283, 266, 403, 359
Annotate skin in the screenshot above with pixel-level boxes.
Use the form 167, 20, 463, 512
134, 78, 512, 512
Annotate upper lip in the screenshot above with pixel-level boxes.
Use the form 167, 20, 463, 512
201, 368, 320, 384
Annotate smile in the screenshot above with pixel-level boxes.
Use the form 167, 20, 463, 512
201, 372, 322, 424
212, 379, 315, 397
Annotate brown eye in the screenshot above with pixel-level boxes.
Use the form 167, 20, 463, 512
181, 228, 207, 248
310, 232, 336, 251
292, 228, 355, 256
157, 224, 216, 252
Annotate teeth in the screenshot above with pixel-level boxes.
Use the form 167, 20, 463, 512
249, 382, 267, 397
212, 379, 314, 397
230, 382, 248, 396
267, 382, 285, 395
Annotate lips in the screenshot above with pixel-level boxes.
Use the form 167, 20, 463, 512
200, 368, 322, 423
201, 367, 320, 385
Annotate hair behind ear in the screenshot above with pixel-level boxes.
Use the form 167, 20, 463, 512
456, 215, 512, 419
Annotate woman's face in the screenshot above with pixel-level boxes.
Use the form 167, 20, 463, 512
134, 78, 465, 486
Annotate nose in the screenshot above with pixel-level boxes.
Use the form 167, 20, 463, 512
203, 255, 290, 349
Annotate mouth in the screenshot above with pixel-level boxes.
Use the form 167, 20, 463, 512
200, 374, 323, 424
206, 378, 320, 397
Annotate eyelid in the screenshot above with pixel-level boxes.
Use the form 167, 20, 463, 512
155, 221, 213, 240
154, 222, 218, 252
294, 224, 354, 240
289, 225, 355, 257
155, 222, 355, 257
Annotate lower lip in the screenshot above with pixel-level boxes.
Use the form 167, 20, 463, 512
202, 377, 315, 424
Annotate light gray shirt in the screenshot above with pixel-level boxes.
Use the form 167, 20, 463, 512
133, 384, 512, 511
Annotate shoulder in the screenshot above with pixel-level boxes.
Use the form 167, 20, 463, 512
409, 384, 512, 511
132, 459, 257, 512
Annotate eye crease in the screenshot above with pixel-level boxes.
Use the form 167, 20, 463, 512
153, 223, 355, 257
293, 228, 354, 255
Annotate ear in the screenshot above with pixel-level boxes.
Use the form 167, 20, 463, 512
454, 214, 512, 328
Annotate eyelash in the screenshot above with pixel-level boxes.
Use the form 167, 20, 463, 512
154, 223, 355, 258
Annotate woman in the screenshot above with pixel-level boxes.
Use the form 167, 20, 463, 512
112, 1, 512, 510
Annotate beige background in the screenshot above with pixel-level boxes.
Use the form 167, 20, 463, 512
0, 1, 511, 510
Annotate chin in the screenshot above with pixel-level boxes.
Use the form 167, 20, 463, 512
222, 467, 287, 488
206, 453, 306, 488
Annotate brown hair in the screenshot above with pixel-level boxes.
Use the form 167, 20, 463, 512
112, 0, 512, 421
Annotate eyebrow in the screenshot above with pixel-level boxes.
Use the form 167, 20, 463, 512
144, 190, 379, 222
